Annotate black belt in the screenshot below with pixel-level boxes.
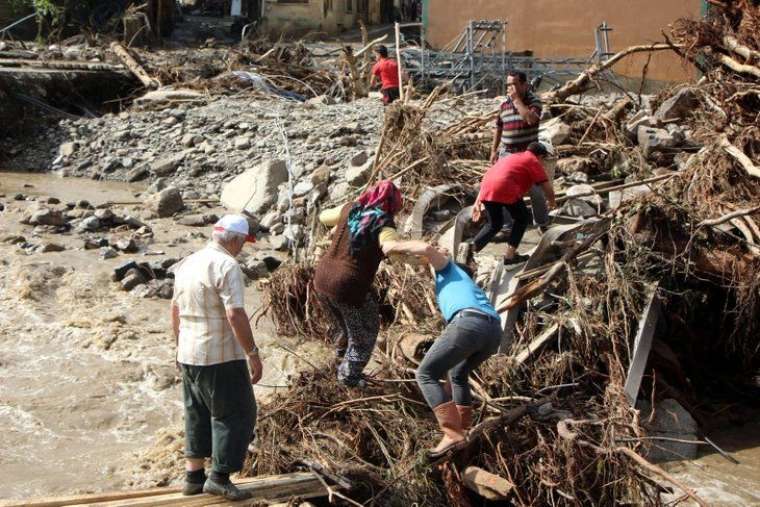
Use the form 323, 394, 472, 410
450, 308, 500, 324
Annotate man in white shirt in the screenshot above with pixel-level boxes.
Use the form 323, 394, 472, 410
171, 215, 263, 501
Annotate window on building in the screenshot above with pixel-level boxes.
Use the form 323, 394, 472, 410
346, 0, 352, 13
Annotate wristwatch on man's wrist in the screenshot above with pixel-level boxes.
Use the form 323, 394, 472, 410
246, 345, 259, 357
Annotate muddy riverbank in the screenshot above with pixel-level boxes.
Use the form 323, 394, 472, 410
0, 171, 328, 499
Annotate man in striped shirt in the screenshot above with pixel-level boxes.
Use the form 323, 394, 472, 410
490, 71, 550, 230
490, 71, 542, 162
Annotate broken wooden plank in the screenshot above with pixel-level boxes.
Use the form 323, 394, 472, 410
3, 472, 327, 507
0, 480, 274, 507
462, 466, 514, 500
0, 59, 125, 72
512, 323, 559, 366
497, 223, 585, 352
623, 284, 661, 405
109, 42, 159, 89
0, 485, 189, 507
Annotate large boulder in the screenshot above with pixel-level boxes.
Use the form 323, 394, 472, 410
346, 158, 373, 187
220, 159, 289, 215
540, 117, 572, 146
654, 87, 699, 122
28, 208, 66, 226
555, 156, 595, 176
640, 399, 698, 462
624, 110, 654, 140
59, 142, 77, 158
150, 153, 184, 176
146, 187, 184, 218
637, 127, 678, 156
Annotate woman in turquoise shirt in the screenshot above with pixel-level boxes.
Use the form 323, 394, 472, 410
382, 239, 502, 459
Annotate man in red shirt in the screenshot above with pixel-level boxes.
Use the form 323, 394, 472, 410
369, 45, 402, 105
472, 143, 556, 265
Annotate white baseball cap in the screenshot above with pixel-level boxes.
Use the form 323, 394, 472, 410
213, 214, 256, 243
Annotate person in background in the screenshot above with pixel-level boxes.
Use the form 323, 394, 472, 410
369, 45, 402, 105
490, 71, 551, 230
381, 239, 501, 459
313, 180, 404, 387
171, 215, 263, 501
472, 142, 557, 265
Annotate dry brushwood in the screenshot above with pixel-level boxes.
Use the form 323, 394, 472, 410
256, 8, 760, 503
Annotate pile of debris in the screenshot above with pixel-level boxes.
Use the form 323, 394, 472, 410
254, 3, 760, 505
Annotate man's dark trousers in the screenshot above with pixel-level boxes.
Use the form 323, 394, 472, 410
181, 360, 256, 473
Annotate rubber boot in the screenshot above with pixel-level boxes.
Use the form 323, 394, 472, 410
427, 401, 466, 459
456, 404, 473, 431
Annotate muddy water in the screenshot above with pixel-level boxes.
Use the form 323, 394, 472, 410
0, 172, 329, 500
1, 171, 145, 205
666, 419, 760, 505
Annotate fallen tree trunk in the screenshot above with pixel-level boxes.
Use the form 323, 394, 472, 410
718, 53, 760, 79
723, 35, 760, 64
109, 42, 160, 89
542, 43, 676, 103
719, 134, 760, 178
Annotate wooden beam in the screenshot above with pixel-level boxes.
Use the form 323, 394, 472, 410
623, 284, 661, 405
0, 59, 125, 72
512, 324, 559, 366
462, 467, 514, 500
109, 42, 159, 89
2, 473, 328, 507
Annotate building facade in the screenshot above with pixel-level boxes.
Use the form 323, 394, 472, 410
262, 0, 395, 36
421, 0, 705, 82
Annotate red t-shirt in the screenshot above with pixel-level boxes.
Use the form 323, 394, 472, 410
478, 151, 548, 204
372, 58, 400, 90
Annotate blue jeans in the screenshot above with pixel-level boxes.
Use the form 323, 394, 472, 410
416, 311, 502, 408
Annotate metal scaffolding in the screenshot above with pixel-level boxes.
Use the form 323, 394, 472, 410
399, 20, 619, 93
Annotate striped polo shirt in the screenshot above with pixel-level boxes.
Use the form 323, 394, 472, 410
496, 91, 543, 154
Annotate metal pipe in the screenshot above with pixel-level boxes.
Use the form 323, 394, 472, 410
395, 22, 404, 101
0, 13, 37, 35
420, 22, 426, 85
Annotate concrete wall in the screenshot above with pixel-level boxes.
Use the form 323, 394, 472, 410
263, 0, 382, 36
423, 0, 702, 82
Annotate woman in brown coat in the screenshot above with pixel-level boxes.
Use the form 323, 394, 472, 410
313, 180, 403, 387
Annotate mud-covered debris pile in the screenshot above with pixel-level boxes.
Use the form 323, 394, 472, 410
255, 3, 760, 505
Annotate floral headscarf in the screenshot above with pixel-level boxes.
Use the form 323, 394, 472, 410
347, 180, 403, 255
